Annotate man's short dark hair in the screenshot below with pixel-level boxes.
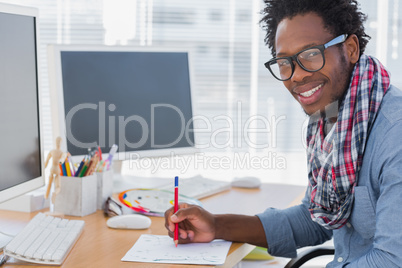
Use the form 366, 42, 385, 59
260, 0, 370, 57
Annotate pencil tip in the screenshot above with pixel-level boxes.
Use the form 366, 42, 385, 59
175, 240, 178, 247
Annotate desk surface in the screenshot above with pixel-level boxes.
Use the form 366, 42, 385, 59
0, 183, 305, 268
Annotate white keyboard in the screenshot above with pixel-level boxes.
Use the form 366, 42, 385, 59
4, 213, 84, 265
159, 176, 232, 199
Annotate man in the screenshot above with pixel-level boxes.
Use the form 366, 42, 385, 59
164, 0, 402, 266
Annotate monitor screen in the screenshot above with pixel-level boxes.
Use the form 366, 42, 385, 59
49, 47, 196, 160
0, 4, 44, 203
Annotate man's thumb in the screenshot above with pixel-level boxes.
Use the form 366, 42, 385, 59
170, 214, 179, 222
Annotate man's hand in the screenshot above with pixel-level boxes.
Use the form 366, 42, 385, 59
164, 203, 216, 244
165, 203, 268, 247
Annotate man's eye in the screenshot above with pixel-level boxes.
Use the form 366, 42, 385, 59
302, 50, 320, 59
308, 51, 320, 57
278, 60, 290, 67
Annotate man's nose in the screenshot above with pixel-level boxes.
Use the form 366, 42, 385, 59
291, 62, 314, 82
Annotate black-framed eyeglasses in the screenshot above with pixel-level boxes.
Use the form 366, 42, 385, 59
264, 34, 348, 81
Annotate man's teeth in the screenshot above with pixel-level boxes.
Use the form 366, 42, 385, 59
300, 84, 322, 97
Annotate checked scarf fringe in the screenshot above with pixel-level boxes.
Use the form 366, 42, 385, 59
306, 54, 390, 229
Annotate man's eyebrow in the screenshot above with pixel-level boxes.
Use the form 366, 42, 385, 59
276, 42, 319, 57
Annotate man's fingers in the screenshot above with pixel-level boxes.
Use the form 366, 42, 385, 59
164, 206, 177, 232
165, 203, 203, 244
167, 229, 174, 238
168, 222, 175, 232
179, 228, 188, 239
171, 205, 199, 223
166, 225, 195, 244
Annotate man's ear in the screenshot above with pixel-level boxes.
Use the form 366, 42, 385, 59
345, 34, 360, 64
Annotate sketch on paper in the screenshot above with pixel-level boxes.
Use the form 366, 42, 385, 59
121, 234, 232, 265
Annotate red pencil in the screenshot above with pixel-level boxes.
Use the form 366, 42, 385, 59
174, 176, 179, 247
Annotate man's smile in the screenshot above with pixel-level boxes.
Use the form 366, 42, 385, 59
293, 82, 325, 108
299, 84, 323, 97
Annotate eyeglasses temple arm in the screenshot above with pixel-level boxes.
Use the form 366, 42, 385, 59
324, 34, 348, 49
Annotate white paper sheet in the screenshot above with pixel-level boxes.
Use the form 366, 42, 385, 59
121, 234, 232, 265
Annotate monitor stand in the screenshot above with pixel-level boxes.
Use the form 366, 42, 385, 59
0, 187, 49, 213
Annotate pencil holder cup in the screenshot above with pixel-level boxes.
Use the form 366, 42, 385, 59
96, 169, 114, 210
53, 174, 97, 216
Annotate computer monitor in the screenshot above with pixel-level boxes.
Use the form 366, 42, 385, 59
0, 3, 44, 204
48, 46, 197, 169
0, 3, 44, 248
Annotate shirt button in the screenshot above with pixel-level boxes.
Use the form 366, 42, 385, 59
338, 257, 344, 262
346, 223, 352, 228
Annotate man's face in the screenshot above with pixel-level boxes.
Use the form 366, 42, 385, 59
275, 13, 355, 116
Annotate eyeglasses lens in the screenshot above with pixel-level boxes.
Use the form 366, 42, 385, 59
269, 59, 292, 81
298, 48, 324, 71
268, 47, 324, 81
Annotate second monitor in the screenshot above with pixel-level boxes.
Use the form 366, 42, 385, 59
48, 46, 197, 162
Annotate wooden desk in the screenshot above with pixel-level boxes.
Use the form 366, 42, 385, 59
0, 183, 306, 268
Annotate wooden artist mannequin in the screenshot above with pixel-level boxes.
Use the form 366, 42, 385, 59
44, 136, 67, 203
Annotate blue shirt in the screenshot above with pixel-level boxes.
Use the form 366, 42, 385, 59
257, 85, 402, 267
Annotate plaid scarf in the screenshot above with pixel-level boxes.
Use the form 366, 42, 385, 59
306, 55, 390, 229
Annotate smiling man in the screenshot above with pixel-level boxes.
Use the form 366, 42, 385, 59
164, 1, 402, 267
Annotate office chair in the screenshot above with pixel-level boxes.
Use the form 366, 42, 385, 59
284, 245, 335, 268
